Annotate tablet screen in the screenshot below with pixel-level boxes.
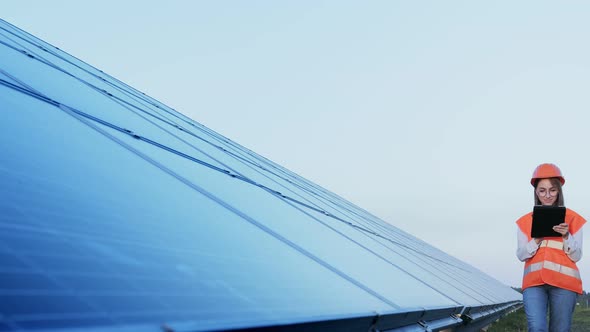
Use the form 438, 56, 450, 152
531, 205, 565, 238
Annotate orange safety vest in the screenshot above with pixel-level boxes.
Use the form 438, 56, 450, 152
516, 208, 586, 294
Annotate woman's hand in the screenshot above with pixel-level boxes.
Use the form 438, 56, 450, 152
553, 223, 570, 238
534, 238, 542, 245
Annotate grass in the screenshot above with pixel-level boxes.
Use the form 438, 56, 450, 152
571, 307, 590, 331
486, 307, 527, 332
487, 306, 590, 332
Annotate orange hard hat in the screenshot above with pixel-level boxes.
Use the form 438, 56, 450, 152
530, 163, 565, 186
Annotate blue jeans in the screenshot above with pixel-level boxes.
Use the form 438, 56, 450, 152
523, 285, 577, 332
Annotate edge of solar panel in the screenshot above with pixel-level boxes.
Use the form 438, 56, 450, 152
0, 18, 522, 332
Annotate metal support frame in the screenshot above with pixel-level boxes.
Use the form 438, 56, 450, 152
217, 301, 522, 332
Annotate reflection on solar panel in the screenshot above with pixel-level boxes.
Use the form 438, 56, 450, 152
0, 18, 521, 332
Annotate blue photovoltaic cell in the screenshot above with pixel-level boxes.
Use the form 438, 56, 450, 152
0, 89, 393, 330
0, 18, 521, 332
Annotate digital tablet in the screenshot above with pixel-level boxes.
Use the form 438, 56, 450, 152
531, 205, 565, 238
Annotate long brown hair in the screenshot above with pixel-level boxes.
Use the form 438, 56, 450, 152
533, 177, 565, 206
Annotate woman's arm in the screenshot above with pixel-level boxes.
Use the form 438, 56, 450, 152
516, 228, 540, 262
563, 228, 583, 262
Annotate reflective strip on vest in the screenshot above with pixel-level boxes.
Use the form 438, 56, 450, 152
539, 239, 564, 250
523, 261, 581, 280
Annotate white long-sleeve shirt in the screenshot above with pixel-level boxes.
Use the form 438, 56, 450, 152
516, 228, 584, 262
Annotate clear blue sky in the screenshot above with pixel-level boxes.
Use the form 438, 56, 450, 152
4, 1, 590, 289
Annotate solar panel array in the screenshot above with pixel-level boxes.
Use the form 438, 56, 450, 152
0, 18, 521, 332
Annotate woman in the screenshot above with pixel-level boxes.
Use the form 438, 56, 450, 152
516, 163, 586, 332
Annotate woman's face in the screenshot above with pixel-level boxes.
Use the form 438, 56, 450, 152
536, 178, 559, 206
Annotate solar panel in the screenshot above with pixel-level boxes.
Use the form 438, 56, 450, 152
0, 18, 521, 332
